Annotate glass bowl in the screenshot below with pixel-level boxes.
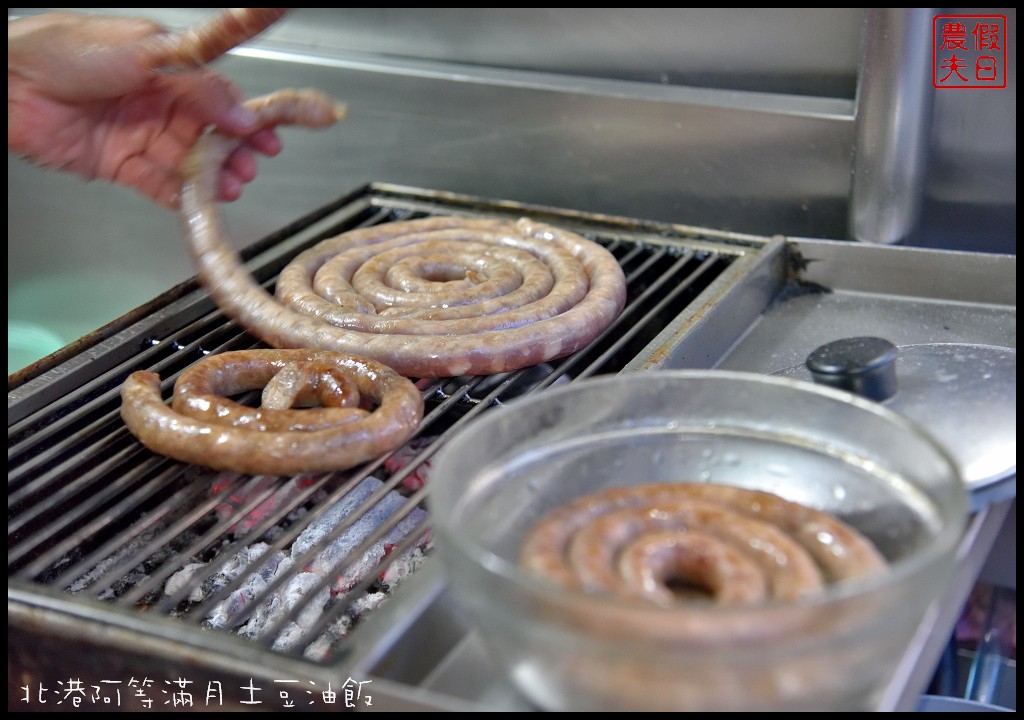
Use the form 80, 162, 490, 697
428, 370, 968, 711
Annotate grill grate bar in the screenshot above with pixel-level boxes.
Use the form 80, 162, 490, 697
12, 459, 183, 579
269, 518, 433, 660
7, 311, 240, 457
185, 442, 428, 622
110, 472, 286, 607
7, 314, 254, 479
574, 250, 721, 381
8, 431, 145, 545
8, 330, 269, 559
7, 269, 292, 459
190, 474, 413, 643
251, 490, 432, 656
77, 471, 273, 605
158, 472, 341, 621
9, 411, 146, 505
50, 468, 219, 598
149, 473, 327, 614
252, 369, 549, 656
252, 367, 560, 646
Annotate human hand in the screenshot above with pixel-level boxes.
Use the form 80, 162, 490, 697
8, 11, 286, 209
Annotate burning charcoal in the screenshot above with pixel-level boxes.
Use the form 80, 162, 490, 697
301, 614, 355, 662
301, 592, 393, 661
299, 484, 427, 593
270, 622, 307, 653
379, 545, 430, 589
290, 476, 383, 559
206, 546, 290, 629
218, 542, 279, 581
286, 573, 332, 631
384, 436, 438, 490
352, 589, 390, 616
209, 558, 292, 629
194, 476, 428, 656
212, 474, 277, 523
242, 570, 328, 645
266, 572, 333, 651
211, 473, 320, 536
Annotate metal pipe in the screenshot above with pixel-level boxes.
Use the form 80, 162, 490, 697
849, 8, 936, 245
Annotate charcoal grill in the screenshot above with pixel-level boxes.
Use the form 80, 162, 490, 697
8, 183, 1015, 711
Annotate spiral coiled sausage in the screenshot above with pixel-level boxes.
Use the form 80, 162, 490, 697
519, 483, 888, 606
180, 94, 626, 378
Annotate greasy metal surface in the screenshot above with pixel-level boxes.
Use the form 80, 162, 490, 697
627, 235, 1016, 509
629, 238, 1016, 377
776, 343, 1017, 507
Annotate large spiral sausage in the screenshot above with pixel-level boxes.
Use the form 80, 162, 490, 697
179, 97, 627, 378
519, 483, 888, 607
120, 350, 424, 475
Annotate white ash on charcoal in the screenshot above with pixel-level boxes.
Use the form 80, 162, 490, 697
67, 524, 203, 601
291, 475, 428, 593
204, 546, 293, 629
163, 562, 209, 603
289, 545, 431, 660
162, 542, 283, 613
164, 535, 279, 607
287, 474, 385, 559
166, 475, 430, 658
243, 571, 331, 651
168, 543, 291, 627
296, 581, 419, 663
380, 545, 429, 589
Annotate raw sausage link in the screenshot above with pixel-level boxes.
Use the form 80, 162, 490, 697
179, 94, 626, 376
120, 350, 424, 475
139, 8, 289, 70
519, 483, 887, 607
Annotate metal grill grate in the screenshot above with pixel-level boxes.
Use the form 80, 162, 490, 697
8, 184, 765, 691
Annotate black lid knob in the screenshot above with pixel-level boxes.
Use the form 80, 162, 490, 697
805, 336, 898, 401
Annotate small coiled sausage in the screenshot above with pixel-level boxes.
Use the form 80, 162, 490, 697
519, 483, 888, 607
120, 350, 424, 475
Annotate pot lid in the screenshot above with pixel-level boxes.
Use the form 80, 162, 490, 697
774, 338, 1016, 508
